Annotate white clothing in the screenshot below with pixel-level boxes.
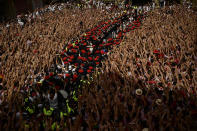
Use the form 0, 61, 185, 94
48, 93, 58, 109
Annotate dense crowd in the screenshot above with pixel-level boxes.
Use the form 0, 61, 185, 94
0, 2, 144, 130
0, 4, 118, 130
76, 5, 197, 130
0, 1, 196, 131
0, 4, 114, 91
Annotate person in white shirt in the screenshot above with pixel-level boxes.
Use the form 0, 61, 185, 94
152, 0, 156, 10
48, 88, 58, 109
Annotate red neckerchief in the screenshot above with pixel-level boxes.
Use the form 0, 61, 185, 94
78, 69, 84, 73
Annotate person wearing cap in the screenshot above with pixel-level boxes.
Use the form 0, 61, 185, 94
136, 88, 143, 96
155, 99, 162, 105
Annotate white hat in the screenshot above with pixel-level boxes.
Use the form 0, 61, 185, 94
142, 128, 149, 131
136, 89, 143, 95
156, 99, 162, 105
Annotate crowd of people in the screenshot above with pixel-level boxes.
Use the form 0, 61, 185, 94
75, 4, 197, 130
0, 1, 196, 130
0, 3, 114, 93
0, 1, 145, 130
0, 3, 118, 130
